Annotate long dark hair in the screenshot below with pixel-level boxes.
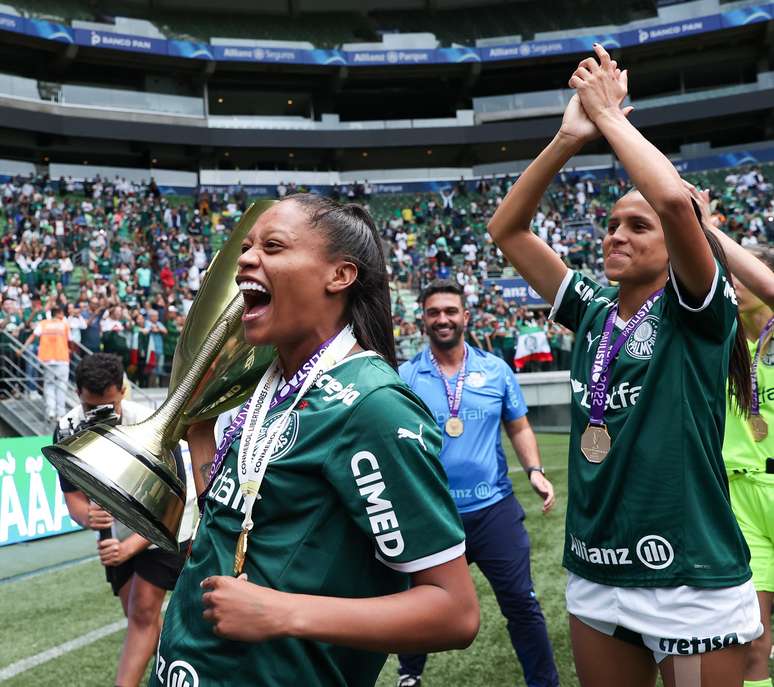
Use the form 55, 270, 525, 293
284, 193, 397, 369
691, 200, 752, 416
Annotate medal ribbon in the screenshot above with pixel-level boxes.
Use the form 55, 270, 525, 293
588, 289, 664, 427
429, 345, 468, 420
236, 325, 357, 534
198, 327, 355, 514
751, 316, 774, 417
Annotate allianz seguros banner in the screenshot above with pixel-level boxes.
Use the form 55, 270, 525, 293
483, 277, 547, 308
0, 436, 80, 547
0, 3, 772, 66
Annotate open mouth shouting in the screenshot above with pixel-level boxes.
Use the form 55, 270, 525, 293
237, 277, 272, 322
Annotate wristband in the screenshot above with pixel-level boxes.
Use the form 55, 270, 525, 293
526, 466, 545, 480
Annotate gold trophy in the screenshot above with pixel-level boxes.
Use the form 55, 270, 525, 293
42, 201, 276, 552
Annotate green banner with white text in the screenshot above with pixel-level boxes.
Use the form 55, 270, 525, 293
0, 435, 81, 546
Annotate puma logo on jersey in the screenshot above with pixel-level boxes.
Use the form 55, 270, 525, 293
397, 424, 426, 450
586, 332, 601, 352
570, 533, 632, 565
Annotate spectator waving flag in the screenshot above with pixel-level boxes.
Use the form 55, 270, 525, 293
514, 324, 553, 370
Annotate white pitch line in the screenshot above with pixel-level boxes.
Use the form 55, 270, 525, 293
0, 600, 170, 682
0, 462, 567, 680
0, 618, 127, 682
0, 555, 98, 586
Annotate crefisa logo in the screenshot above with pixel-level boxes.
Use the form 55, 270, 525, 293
90, 31, 101, 46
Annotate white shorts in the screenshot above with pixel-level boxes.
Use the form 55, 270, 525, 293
566, 573, 763, 663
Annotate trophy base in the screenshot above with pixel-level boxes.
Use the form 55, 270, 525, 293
42, 424, 185, 552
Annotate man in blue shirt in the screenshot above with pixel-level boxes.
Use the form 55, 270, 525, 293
397, 279, 559, 687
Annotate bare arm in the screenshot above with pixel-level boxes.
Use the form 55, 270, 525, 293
685, 182, 774, 308
487, 131, 575, 305
201, 555, 479, 652
17, 332, 35, 356
64, 490, 113, 530
63, 491, 90, 528
573, 45, 715, 301
186, 419, 217, 497
503, 416, 555, 513
488, 81, 630, 304
707, 225, 774, 307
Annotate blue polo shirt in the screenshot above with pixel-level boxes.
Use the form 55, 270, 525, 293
400, 343, 528, 514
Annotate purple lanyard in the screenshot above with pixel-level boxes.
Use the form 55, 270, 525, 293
588, 289, 664, 427
751, 316, 774, 417
429, 346, 468, 418
198, 336, 334, 511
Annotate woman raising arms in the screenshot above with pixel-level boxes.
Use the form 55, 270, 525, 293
152, 195, 479, 687
489, 45, 762, 687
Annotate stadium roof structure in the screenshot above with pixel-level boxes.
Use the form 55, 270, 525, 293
94, 0, 655, 16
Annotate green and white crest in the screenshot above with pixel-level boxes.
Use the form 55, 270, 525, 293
625, 315, 659, 361
257, 411, 300, 462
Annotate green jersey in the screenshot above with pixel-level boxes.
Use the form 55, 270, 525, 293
152, 353, 465, 687
553, 264, 750, 588
723, 336, 774, 472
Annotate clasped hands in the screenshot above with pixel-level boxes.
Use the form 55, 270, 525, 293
559, 44, 633, 146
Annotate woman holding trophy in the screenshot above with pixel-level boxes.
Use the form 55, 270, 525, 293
150, 195, 479, 687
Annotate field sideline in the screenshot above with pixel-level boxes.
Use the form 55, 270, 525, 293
0, 434, 770, 686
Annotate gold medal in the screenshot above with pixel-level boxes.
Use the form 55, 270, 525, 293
749, 414, 768, 442
233, 527, 249, 576
580, 423, 611, 463
445, 417, 464, 437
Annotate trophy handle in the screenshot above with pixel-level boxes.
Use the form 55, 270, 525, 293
43, 202, 277, 551
42, 296, 249, 551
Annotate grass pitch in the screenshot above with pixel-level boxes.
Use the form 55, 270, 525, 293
1, 434, 769, 686
0, 433, 576, 687
375, 432, 573, 687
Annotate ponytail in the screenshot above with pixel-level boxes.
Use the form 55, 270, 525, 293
284, 194, 397, 369
691, 200, 752, 415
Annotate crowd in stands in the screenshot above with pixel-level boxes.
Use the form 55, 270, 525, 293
0, 163, 772, 391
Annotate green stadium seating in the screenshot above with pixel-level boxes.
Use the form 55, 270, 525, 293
8, 0, 657, 47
